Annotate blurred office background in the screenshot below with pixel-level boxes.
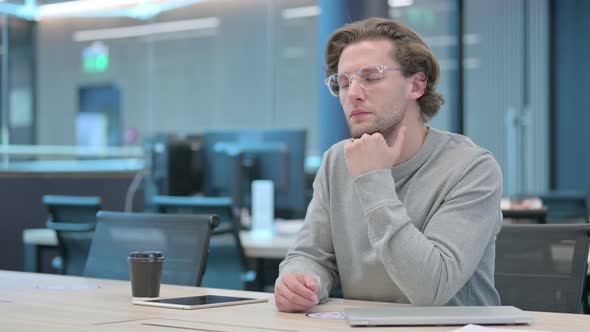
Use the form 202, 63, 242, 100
3, 0, 588, 193
0, 0, 588, 292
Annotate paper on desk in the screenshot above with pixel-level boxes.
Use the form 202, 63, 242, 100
306, 311, 345, 320
453, 324, 542, 332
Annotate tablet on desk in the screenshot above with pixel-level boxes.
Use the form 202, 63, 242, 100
132, 295, 268, 310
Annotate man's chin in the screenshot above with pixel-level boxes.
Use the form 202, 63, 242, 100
350, 128, 380, 139
349, 130, 362, 139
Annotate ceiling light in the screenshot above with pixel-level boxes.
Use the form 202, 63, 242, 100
73, 17, 219, 42
281, 5, 320, 20
388, 0, 414, 8
39, 0, 139, 18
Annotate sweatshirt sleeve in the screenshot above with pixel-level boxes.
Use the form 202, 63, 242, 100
277, 159, 338, 303
352, 152, 503, 305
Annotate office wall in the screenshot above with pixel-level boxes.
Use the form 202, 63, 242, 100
553, 0, 590, 192
386, 0, 460, 134
464, 0, 549, 195
36, 0, 319, 153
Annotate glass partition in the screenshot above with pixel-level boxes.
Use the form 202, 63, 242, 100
32, 0, 318, 153
389, 0, 459, 133
0, 0, 551, 193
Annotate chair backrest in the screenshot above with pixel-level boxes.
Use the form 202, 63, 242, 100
84, 211, 219, 286
538, 192, 589, 223
151, 195, 254, 289
152, 195, 237, 233
495, 224, 590, 313
43, 195, 101, 276
152, 195, 244, 252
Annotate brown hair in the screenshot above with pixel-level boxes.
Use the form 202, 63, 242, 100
325, 17, 444, 121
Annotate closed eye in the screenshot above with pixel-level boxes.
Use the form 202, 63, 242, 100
363, 70, 382, 81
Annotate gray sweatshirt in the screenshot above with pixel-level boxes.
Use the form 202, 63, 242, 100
278, 128, 503, 306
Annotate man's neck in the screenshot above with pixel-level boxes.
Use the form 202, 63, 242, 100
389, 113, 428, 166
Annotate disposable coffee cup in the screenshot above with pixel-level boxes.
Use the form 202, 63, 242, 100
251, 180, 274, 237
128, 251, 164, 298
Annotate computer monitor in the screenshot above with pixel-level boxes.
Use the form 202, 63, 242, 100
203, 129, 306, 218
145, 134, 204, 197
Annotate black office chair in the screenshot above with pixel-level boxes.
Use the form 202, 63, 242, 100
495, 224, 590, 313
84, 211, 219, 286
151, 195, 255, 290
43, 195, 101, 276
537, 191, 590, 312
152, 195, 241, 235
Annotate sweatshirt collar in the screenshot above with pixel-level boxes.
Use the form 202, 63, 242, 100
391, 127, 439, 180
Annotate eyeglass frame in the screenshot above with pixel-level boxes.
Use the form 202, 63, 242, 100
324, 65, 402, 97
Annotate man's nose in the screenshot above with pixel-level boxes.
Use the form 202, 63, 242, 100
347, 77, 365, 101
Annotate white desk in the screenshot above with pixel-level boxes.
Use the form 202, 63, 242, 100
239, 221, 301, 259
2, 270, 590, 332
22, 228, 59, 272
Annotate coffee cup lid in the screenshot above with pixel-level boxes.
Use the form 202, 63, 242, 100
128, 251, 164, 261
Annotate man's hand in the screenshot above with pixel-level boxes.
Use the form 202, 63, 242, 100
344, 127, 406, 178
275, 273, 319, 312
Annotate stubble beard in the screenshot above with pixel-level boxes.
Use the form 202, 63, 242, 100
348, 104, 407, 140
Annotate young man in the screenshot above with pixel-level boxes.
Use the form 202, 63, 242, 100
275, 18, 503, 312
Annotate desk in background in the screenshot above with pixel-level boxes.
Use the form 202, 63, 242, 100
1, 270, 590, 331
22, 220, 302, 291
22, 228, 58, 272
502, 208, 548, 224
1, 159, 145, 272
501, 197, 548, 224
23, 219, 590, 279
239, 220, 302, 259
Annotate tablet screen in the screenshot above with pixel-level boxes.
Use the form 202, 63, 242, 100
147, 295, 257, 306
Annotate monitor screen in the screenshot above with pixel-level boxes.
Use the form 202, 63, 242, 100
203, 129, 306, 218
145, 134, 203, 197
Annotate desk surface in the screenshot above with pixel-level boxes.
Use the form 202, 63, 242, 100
23, 227, 297, 260
239, 219, 302, 259
1, 271, 589, 332
240, 230, 296, 259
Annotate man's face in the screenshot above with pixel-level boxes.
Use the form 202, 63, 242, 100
337, 39, 413, 139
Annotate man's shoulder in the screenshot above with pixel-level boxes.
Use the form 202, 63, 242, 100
323, 139, 348, 162
430, 128, 494, 159
313, 139, 349, 180
426, 128, 502, 189
427, 128, 501, 176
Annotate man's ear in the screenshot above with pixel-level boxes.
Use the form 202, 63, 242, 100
408, 72, 427, 100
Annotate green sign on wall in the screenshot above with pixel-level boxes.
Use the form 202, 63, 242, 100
83, 41, 109, 73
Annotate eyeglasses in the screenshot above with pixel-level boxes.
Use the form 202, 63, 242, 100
324, 65, 401, 96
